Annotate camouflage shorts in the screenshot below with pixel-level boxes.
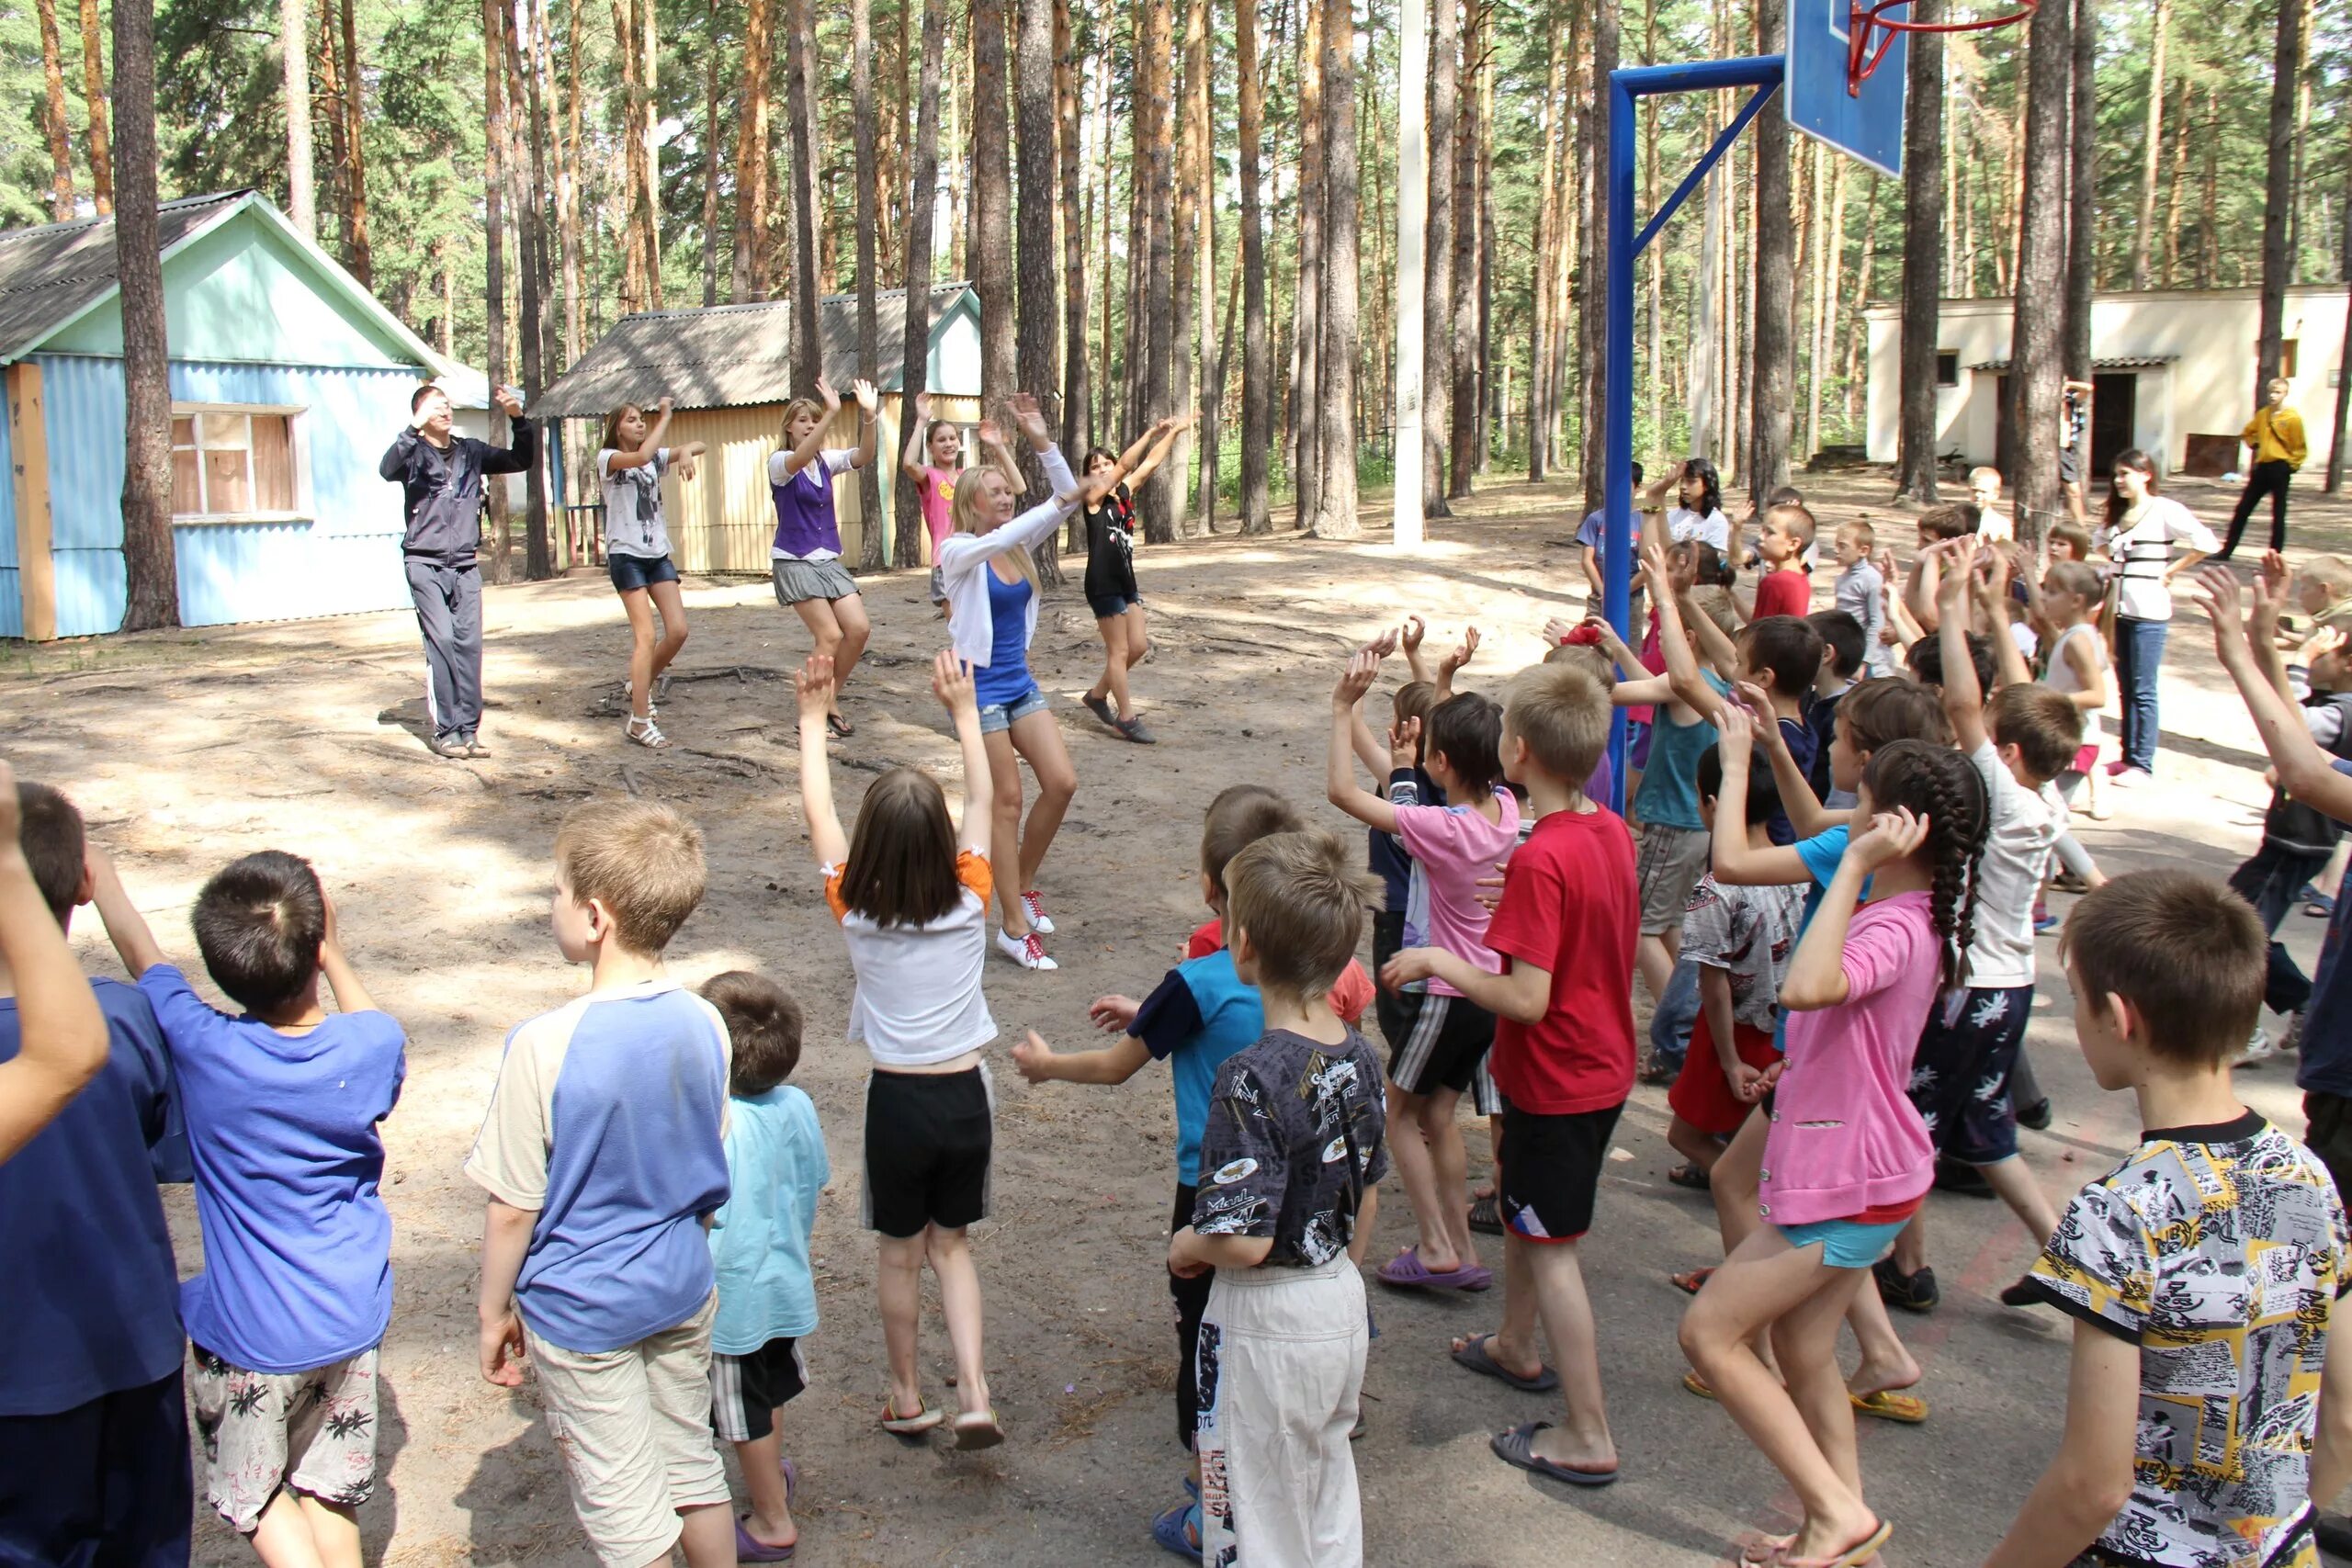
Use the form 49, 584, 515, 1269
188, 1344, 379, 1531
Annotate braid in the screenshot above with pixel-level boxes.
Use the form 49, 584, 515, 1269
1922, 754, 1991, 989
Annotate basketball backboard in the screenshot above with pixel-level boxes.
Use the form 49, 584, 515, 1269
1786, 0, 1907, 177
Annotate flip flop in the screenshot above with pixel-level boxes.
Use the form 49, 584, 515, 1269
1849, 1388, 1928, 1424
1671, 1266, 1715, 1295
1668, 1163, 1713, 1192
1682, 1370, 1717, 1401
1488, 1421, 1619, 1487
827, 711, 854, 739
1150, 1502, 1201, 1559
1467, 1192, 1504, 1236
1772, 1519, 1892, 1567
879, 1398, 943, 1438
779, 1454, 797, 1505
734, 1517, 797, 1562
952, 1408, 1004, 1450
1451, 1333, 1560, 1393
1376, 1246, 1493, 1292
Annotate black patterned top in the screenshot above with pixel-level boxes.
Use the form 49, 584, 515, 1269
1192, 1027, 1387, 1269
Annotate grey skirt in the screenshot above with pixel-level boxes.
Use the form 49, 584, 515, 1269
771, 556, 860, 606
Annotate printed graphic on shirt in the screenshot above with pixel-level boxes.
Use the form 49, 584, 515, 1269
608, 462, 662, 552
1193, 1029, 1389, 1268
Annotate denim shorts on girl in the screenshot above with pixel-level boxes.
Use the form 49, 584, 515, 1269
609, 551, 679, 592
1778, 1216, 1907, 1269
978, 685, 1051, 735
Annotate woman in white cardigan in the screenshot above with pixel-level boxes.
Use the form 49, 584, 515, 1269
936, 392, 1110, 969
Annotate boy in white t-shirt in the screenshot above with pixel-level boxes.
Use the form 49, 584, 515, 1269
1328, 648, 1518, 1292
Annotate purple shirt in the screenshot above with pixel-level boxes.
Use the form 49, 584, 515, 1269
769, 448, 854, 559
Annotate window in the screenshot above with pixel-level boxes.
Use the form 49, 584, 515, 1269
1935, 351, 1958, 389
171, 408, 303, 521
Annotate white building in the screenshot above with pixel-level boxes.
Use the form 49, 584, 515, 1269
1865, 285, 2347, 479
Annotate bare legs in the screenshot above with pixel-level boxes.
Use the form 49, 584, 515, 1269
246, 1493, 360, 1568
791, 593, 872, 725
982, 710, 1079, 936
734, 1423, 798, 1551
1636, 929, 1680, 1013
1481, 1235, 1615, 1472
1382, 1085, 1480, 1274
620, 582, 690, 719
876, 1224, 991, 1423
1085, 604, 1148, 720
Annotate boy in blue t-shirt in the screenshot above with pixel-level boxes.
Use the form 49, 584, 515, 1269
0, 784, 192, 1568
469, 800, 735, 1568
88, 841, 405, 1559
698, 970, 827, 1565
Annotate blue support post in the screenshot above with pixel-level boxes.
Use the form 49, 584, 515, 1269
1601, 53, 1783, 814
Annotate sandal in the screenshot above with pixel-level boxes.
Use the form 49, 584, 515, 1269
951, 1407, 1004, 1450
1849, 1387, 1928, 1424
733, 1517, 797, 1562
1668, 1162, 1713, 1192
624, 680, 660, 718
1487, 1420, 1619, 1487
626, 715, 668, 749
1670, 1266, 1715, 1295
1682, 1370, 1717, 1401
827, 711, 854, 739
1450, 1333, 1559, 1393
879, 1398, 943, 1438
1771, 1519, 1892, 1567
1375, 1246, 1494, 1292
1151, 1501, 1201, 1559
1467, 1191, 1504, 1235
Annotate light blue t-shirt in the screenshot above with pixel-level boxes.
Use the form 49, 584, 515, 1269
466, 982, 731, 1355
1794, 824, 1853, 933
1134, 949, 1267, 1187
141, 964, 405, 1374
708, 1085, 829, 1355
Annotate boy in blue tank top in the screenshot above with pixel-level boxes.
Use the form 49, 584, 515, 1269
469, 800, 735, 1568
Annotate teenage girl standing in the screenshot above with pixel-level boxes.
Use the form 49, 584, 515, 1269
1639, 455, 1734, 557
899, 392, 966, 611
597, 397, 707, 748
936, 392, 1107, 971
797, 647, 1007, 1450
2099, 448, 2217, 786
772, 377, 880, 737
1078, 414, 1193, 743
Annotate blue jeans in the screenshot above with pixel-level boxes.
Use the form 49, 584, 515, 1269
1648, 953, 1702, 1073
2113, 616, 2167, 773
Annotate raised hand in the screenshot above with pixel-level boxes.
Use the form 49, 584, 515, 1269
655, 394, 674, 418
1387, 715, 1422, 769
977, 419, 1006, 449
2190, 564, 2247, 650
1440, 625, 1481, 679
1849, 806, 1931, 872
1333, 646, 1381, 710
930, 649, 977, 716
1400, 615, 1427, 657
1006, 391, 1051, 446
1714, 701, 1758, 769
2262, 549, 2291, 603
814, 375, 842, 412
796, 652, 838, 720
493, 386, 525, 418
1365, 626, 1401, 660
852, 378, 879, 414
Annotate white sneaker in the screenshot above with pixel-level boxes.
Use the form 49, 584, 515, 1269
1019, 890, 1056, 935
2111, 767, 2152, 789
2242, 1027, 2278, 1064
996, 928, 1058, 970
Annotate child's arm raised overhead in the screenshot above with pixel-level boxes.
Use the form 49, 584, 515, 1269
780, 377, 843, 479
0, 764, 107, 1164
1728, 693, 1840, 840
1645, 544, 1726, 722
937, 395, 1095, 578
1434, 625, 1480, 701
1977, 1324, 2142, 1567
84, 843, 166, 977
1586, 615, 1674, 706
1778, 807, 1929, 1011
843, 378, 880, 471
1345, 626, 1402, 778
317, 888, 380, 1016
1399, 614, 1437, 685
978, 419, 1024, 494
1973, 545, 2034, 692
1328, 647, 1402, 832
899, 391, 935, 482
796, 654, 853, 868
1121, 413, 1194, 491
2196, 565, 2352, 821
1710, 707, 1827, 885
929, 649, 994, 859
1932, 537, 1993, 756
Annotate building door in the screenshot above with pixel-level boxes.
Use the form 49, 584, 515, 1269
2089, 373, 2136, 477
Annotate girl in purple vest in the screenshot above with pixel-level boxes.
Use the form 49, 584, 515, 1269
771, 378, 880, 737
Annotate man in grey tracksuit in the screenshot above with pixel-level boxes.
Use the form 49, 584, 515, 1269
380, 383, 533, 758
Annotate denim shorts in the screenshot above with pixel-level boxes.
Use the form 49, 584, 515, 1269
608, 551, 679, 592
978, 685, 1050, 734
1088, 591, 1142, 618
1779, 1216, 1908, 1269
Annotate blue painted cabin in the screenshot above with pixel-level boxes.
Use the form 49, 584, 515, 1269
0, 189, 482, 638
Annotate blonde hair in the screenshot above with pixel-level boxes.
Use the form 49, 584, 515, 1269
1687, 584, 1742, 639
2301, 556, 2352, 601
1838, 519, 1875, 552
950, 464, 1036, 587
1967, 466, 2003, 493
781, 397, 827, 438
1506, 662, 1610, 784
1225, 829, 1376, 999
555, 800, 707, 954
1542, 642, 1617, 689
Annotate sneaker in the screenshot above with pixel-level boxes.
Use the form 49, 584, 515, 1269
2242, 1027, 2279, 1065
1997, 1276, 2042, 1309
465, 738, 493, 758
2111, 767, 2152, 789
1020, 890, 1056, 935
1082, 693, 1116, 728
2016, 1098, 2053, 1132
996, 928, 1058, 970
2050, 869, 2092, 896
1873, 1258, 1940, 1314
427, 734, 469, 759
2286, 1011, 2306, 1056
1117, 716, 1159, 745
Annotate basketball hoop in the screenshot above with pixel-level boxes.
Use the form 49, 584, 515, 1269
1848, 0, 2035, 95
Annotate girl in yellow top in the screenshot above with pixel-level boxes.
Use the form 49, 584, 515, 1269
2221, 377, 2308, 560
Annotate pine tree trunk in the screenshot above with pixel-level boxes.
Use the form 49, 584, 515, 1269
2130, 0, 2168, 289
1528, 6, 1561, 480
639, 0, 662, 304
2162, 74, 2190, 284
1746, 0, 1792, 503
1014, 0, 1061, 577
1292, 0, 1325, 529
277, 0, 312, 231
316, 0, 347, 247
114, 0, 175, 629
485, 0, 512, 574
1236, 0, 1272, 533
338, 0, 369, 283
1477, 57, 1495, 469
896, 0, 946, 567
1894, 0, 1944, 502
1167, 0, 1201, 534
786, 0, 824, 389
1446, 0, 1477, 502
2065, 0, 2096, 383
974, 0, 1019, 429
1845, 174, 1878, 425
1311, 0, 1359, 537
2007, 0, 2069, 547
560, 0, 583, 361
855, 0, 887, 571
75, 0, 109, 210
734, 0, 774, 300
1423, 0, 1455, 513
1577, 0, 1617, 513
1137, 0, 1177, 541
1057, 0, 1090, 451
36, 0, 75, 220
703, 0, 722, 305
2256, 0, 2307, 394
1187, 0, 1215, 535
2199, 84, 2219, 288
504, 0, 551, 579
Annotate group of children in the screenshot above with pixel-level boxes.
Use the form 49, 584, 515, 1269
9, 438, 2352, 1568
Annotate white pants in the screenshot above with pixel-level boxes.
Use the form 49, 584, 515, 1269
1194, 1256, 1368, 1568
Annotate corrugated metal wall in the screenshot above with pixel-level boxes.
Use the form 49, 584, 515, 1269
31, 355, 417, 636
0, 394, 17, 639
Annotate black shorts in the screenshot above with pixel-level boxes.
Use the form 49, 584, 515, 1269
609, 551, 680, 592
864, 1066, 993, 1237
1498, 1102, 1623, 1243
1386, 988, 1496, 1100
2306, 1092, 2352, 1202
0, 1371, 190, 1566
709, 1337, 808, 1443
1371, 910, 1424, 1053
1087, 590, 1141, 618
1906, 984, 2035, 1166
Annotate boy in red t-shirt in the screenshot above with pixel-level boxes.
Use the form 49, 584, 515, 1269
1381, 660, 1637, 1488
1751, 502, 1816, 621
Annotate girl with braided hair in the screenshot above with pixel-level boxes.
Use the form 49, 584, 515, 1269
1679, 738, 1986, 1568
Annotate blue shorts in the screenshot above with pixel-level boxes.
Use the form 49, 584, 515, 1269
1779, 1216, 1908, 1269
978, 685, 1050, 734
1088, 592, 1142, 618
610, 551, 680, 592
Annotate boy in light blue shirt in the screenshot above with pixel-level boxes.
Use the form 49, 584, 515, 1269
698, 970, 827, 1564
468, 801, 735, 1568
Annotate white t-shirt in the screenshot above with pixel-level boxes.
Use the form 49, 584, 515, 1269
1963, 737, 2064, 990
767, 447, 857, 562
2101, 497, 2219, 623
1667, 506, 1733, 556
824, 851, 997, 1067
1977, 507, 2015, 543
2046, 622, 2105, 750
599, 447, 672, 559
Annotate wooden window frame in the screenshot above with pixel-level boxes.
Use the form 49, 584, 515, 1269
169, 402, 311, 525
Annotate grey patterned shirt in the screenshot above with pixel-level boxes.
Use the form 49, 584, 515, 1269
1193, 1027, 1388, 1268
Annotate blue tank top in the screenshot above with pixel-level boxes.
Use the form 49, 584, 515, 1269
974, 567, 1035, 707
1631, 671, 1731, 830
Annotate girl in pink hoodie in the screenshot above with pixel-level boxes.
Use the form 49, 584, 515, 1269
1678, 739, 1988, 1568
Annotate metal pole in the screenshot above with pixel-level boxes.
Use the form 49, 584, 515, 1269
1394, 0, 1428, 549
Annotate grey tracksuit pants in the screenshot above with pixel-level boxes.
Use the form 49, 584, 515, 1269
405, 556, 483, 741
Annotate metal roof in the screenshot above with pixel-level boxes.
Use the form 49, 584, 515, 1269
0, 191, 244, 364
531, 281, 975, 419
1969, 355, 2179, 372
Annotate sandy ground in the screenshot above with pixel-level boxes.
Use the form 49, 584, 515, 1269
5, 467, 2345, 1568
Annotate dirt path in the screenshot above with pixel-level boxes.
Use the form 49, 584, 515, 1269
5, 469, 2335, 1567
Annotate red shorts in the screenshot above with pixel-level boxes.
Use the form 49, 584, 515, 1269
1666, 1014, 1781, 1137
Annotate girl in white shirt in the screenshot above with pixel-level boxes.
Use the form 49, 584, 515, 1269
597, 398, 707, 748
797, 645, 1007, 1450
1639, 454, 1733, 556
2098, 449, 2218, 783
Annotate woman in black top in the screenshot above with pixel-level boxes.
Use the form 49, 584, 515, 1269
1080, 414, 1191, 743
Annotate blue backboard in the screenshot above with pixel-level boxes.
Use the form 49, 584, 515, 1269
1786, 0, 1907, 176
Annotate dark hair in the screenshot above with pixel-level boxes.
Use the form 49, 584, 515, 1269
1683, 541, 1734, 588
1698, 742, 1781, 827
1202, 784, 1304, 902
2104, 448, 2160, 532
1424, 691, 1505, 795
1766, 485, 1804, 508
1740, 615, 1825, 698
837, 766, 961, 928
1082, 446, 1120, 471
1225, 829, 1376, 998
2061, 870, 2265, 1069
16, 781, 85, 920
1677, 456, 1724, 523
1989, 682, 2085, 783
701, 970, 805, 1095
1859, 740, 1990, 990
1808, 610, 1866, 681
2049, 521, 2095, 560
410, 383, 446, 413
1629, 460, 1645, 487
1906, 629, 1996, 694
1839, 676, 1952, 755
192, 850, 326, 1013
926, 418, 961, 451
1917, 503, 1979, 543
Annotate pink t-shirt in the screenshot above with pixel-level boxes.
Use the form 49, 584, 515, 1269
1759, 889, 1939, 1228
919, 467, 957, 553
1393, 788, 1522, 998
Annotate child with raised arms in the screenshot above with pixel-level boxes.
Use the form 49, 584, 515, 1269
599, 396, 707, 749
899, 391, 965, 609
771, 377, 879, 738
1079, 413, 1193, 743
797, 646, 1005, 1448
